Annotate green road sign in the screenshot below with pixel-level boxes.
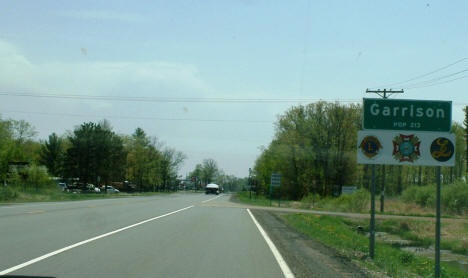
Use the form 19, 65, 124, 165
363, 98, 451, 132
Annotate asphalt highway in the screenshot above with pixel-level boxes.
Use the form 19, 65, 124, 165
0, 193, 291, 278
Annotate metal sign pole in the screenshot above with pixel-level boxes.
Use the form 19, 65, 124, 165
380, 166, 385, 212
435, 166, 441, 278
269, 185, 272, 206
249, 168, 252, 200
370, 164, 376, 259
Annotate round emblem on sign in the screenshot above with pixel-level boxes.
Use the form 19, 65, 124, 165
359, 136, 382, 158
392, 134, 421, 162
430, 137, 454, 162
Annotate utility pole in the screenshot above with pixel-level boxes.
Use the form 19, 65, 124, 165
365, 88, 404, 99
366, 88, 404, 212
248, 168, 252, 200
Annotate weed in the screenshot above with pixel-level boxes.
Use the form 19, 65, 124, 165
282, 213, 467, 277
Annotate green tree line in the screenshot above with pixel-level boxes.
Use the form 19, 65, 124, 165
253, 102, 467, 200
0, 116, 185, 192
188, 158, 247, 192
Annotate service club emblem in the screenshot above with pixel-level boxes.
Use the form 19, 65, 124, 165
430, 137, 454, 162
392, 134, 421, 162
359, 136, 382, 159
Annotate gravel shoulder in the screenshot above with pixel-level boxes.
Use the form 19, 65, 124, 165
251, 209, 369, 278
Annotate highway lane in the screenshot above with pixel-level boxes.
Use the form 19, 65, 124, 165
0, 193, 288, 278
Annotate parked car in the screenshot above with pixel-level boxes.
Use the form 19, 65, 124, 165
101, 185, 120, 193
58, 182, 67, 191
86, 184, 100, 193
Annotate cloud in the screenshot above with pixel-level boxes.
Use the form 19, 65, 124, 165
58, 10, 148, 23
0, 39, 274, 177
0, 39, 209, 100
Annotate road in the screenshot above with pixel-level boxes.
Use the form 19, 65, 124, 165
0, 193, 291, 278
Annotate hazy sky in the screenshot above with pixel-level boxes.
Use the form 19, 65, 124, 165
1, 1, 467, 177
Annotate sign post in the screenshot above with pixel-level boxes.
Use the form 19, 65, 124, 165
249, 168, 252, 200
435, 166, 441, 277
370, 165, 376, 259
270, 173, 281, 207
358, 98, 454, 277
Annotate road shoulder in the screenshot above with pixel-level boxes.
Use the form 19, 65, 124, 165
251, 209, 369, 278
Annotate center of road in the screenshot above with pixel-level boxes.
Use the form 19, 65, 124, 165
0, 205, 194, 275
1, 194, 293, 278
200, 194, 223, 203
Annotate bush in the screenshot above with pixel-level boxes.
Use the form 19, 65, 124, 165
6, 170, 23, 187
0, 186, 18, 201
442, 182, 468, 214
25, 165, 54, 191
401, 185, 434, 207
402, 182, 468, 215
300, 193, 320, 208
316, 189, 370, 213
398, 252, 414, 265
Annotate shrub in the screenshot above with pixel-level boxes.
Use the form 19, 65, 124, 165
0, 186, 18, 201
300, 193, 320, 208
402, 182, 468, 215
6, 170, 23, 187
402, 185, 434, 207
24, 165, 54, 191
398, 252, 414, 265
442, 182, 468, 214
316, 189, 370, 213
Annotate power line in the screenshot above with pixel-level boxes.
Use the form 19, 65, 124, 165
401, 67, 468, 89
0, 109, 273, 124
369, 56, 468, 89
0, 91, 361, 103
405, 74, 468, 90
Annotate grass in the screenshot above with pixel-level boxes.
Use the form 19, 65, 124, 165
0, 186, 173, 204
235, 192, 468, 219
402, 182, 468, 215
236, 190, 468, 257
343, 217, 468, 256
282, 213, 467, 278
235, 191, 295, 207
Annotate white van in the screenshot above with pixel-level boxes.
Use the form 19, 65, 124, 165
205, 183, 220, 195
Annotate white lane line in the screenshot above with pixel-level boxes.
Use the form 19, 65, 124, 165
201, 194, 223, 203
247, 209, 295, 278
0, 205, 194, 275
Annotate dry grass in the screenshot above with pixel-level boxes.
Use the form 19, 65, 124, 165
382, 198, 436, 216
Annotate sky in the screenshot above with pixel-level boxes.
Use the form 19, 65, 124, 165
0, 1, 467, 177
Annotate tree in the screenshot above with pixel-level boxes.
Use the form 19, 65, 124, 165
201, 158, 219, 185
0, 117, 13, 182
25, 165, 52, 191
452, 123, 466, 180
10, 119, 37, 145
39, 133, 64, 177
125, 128, 164, 191
63, 122, 126, 188
8, 119, 38, 162
464, 106, 468, 179
126, 128, 152, 190
254, 102, 360, 200
189, 164, 203, 189
159, 147, 186, 190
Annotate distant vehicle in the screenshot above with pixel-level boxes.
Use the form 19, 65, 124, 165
58, 182, 67, 191
86, 184, 100, 193
205, 183, 220, 195
111, 181, 136, 192
101, 185, 120, 193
